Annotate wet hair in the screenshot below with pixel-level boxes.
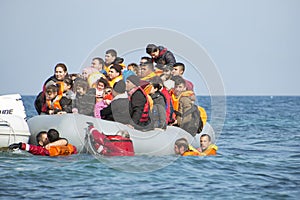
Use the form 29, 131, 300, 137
175, 138, 189, 151
93, 57, 105, 66
200, 134, 211, 141
106, 49, 117, 57
36, 131, 47, 144
171, 75, 186, 86
146, 44, 158, 54
173, 62, 185, 73
54, 63, 68, 73
47, 129, 60, 142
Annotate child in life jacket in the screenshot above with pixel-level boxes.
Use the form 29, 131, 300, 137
43, 84, 72, 115
86, 123, 134, 156
8, 129, 77, 156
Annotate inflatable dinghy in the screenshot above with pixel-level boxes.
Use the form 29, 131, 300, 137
27, 114, 215, 156
0, 94, 31, 147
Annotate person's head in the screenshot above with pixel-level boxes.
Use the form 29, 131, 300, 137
127, 63, 139, 75
54, 63, 68, 81
74, 78, 88, 96
140, 56, 152, 65
105, 49, 117, 65
126, 75, 140, 91
172, 62, 185, 76
47, 129, 60, 143
174, 138, 189, 155
108, 64, 122, 80
150, 76, 163, 92
91, 57, 105, 71
173, 75, 186, 96
81, 67, 98, 80
36, 131, 48, 146
140, 62, 154, 78
63, 77, 73, 92
96, 77, 108, 91
45, 84, 58, 100
200, 134, 212, 151
146, 44, 159, 59
162, 64, 173, 80
112, 80, 126, 96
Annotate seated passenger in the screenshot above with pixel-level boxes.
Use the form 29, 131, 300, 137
72, 78, 96, 116
107, 64, 123, 87
104, 49, 118, 73
95, 77, 109, 100
42, 84, 72, 115
125, 75, 152, 131
149, 76, 167, 129
9, 129, 77, 156
62, 77, 76, 100
34, 63, 69, 114
101, 81, 132, 124
94, 86, 113, 118
172, 62, 194, 91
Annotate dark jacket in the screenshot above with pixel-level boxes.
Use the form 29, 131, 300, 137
128, 87, 151, 130
72, 88, 96, 116
153, 46, 176, 68
101, 93, 132, 124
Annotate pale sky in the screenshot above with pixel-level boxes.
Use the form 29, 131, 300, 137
1, 0, 299, 96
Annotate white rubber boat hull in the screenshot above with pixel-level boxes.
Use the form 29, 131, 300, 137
27, 114, 215, 156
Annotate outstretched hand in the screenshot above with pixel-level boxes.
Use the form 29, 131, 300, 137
8, 142, 22, 150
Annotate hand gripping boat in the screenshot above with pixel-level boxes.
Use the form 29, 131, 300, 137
27, 113, 215, 156
0, 94, 31, 148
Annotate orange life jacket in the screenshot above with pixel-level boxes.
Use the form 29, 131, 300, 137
199, 144, 218, 156
171, 90, 195, 112
48, 144, 77, 156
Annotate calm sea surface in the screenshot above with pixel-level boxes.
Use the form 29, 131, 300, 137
0, 96, 299, 199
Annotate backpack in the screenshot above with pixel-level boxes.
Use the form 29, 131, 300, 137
150, 104, 167, 129
181, 104, 206, 136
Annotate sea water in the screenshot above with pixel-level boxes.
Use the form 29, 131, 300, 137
0, 96, 299, 199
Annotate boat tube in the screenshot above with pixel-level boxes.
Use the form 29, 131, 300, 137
27, 114, 215, 156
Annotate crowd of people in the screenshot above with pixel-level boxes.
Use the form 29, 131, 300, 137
27, 43, 217, 156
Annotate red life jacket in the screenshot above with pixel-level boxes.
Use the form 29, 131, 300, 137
88, 125, 134, 156
128, 86, 150, 123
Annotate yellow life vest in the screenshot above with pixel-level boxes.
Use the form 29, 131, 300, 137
199, 144, 218, 156
108, 75, 123, 87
